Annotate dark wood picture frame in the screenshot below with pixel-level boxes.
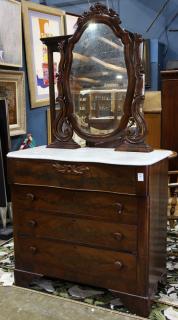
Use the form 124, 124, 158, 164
143, 39, 151, 88
0, 98, 11, 207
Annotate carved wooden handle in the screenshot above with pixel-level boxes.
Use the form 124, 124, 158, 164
30, 246, 37, 254
115, 203, 124, 214
114, 261, 123, 269
28, 220, 37, 228
113, 232, 123, 241
26, 193, 35, 201
52, 163, 90, 175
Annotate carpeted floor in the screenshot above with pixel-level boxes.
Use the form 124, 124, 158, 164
0, 224, 178, 319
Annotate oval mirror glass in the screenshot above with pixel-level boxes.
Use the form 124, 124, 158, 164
70, 23, 128, 135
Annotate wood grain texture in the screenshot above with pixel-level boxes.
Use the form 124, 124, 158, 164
14, 237, 137, 294
148, 159, 168, 294
8, 156, 168, 317
12, 185, 139, 225
161, 70, 178, 169
13, 208, 137, 252
8, 158, 148, 195
145, 113, 161, 149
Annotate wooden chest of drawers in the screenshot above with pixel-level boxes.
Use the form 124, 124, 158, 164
7, 147, 171, 317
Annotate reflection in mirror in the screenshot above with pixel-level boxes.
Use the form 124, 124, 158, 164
70, 23, 128, 135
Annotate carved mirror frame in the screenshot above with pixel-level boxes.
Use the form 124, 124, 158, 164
49, 3, 151, 152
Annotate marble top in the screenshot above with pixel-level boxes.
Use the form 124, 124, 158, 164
7, 146, 172, 166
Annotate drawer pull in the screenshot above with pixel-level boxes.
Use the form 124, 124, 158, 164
113, 232, 123, 241
115, 261, 123, 269
28, 220, 37, 228
115, 203, 124, 214
30, 246, 37, 254
26, 193, 35, 201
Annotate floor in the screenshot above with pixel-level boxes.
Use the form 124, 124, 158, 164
0, 286, 144, 320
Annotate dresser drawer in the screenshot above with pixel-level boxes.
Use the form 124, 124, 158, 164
8, 158, 148, 195
15, 237, 137, 294
12, 185, 141, 225
14, 210, 137, 252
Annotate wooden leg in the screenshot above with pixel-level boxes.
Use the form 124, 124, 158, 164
110, 291, 152, 317
0, 207, 7, 229
160, 272, 167, 286
14, 269, 152, 317
14, 269, 43, 288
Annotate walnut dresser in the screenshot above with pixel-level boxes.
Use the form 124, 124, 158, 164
7, 146, 171, 317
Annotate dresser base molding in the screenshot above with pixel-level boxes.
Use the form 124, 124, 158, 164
14, 269, 43, 288
110, 290, 152, 317
14, 268, 152, 317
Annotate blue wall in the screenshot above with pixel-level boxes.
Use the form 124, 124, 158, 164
159, 0, 178, 66
11, 44, 48, 151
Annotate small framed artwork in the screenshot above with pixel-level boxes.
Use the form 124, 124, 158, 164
0, 0, 22, 67
0, 70, 26, 136
65, 12, 80, 35
22, 0, 65, 108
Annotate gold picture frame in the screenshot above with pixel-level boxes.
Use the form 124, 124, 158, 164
0, 0, 22, 67
22, 0, 65, 108
0, 70, 26, 136
47, 108, 57, 144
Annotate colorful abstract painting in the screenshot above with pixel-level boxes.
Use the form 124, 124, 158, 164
22, 1, 64, 108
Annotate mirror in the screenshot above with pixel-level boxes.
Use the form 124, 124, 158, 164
70, 23, 128, 136
50, 3, 150, 151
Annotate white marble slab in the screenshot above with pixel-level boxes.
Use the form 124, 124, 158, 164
7, 146, 173, 166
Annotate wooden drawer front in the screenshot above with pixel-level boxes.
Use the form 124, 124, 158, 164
12, 185, 139, 225
14, 210, 137, 252
8, 158, 148, 195
15, 237, 137, 294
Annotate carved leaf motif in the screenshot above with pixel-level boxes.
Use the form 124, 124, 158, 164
52, 163, 90, 175
77, 2, 121, 27
58, 40, 65, 52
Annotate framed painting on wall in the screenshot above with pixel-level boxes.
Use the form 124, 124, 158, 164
0, 70, 26, 136
22, 0, 65, 108
0, 0, 22, 67
64, 12, 80, 35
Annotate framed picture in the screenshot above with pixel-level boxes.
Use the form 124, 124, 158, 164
0, 0, 22, 67
0, 98, 11, 205
0, 70, 26, 136
65, 12, 80, 35
22, 0, 65, 108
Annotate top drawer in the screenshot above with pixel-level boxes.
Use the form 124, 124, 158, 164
8, 158, 148, 195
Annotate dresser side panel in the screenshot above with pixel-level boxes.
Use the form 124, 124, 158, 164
148, 159, 168, 295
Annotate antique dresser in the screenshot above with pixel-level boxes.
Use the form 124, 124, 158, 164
7, 147, 171, 316
8, 3, 172, 316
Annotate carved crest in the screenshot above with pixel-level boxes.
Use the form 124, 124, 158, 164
77, 2, 121, 27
